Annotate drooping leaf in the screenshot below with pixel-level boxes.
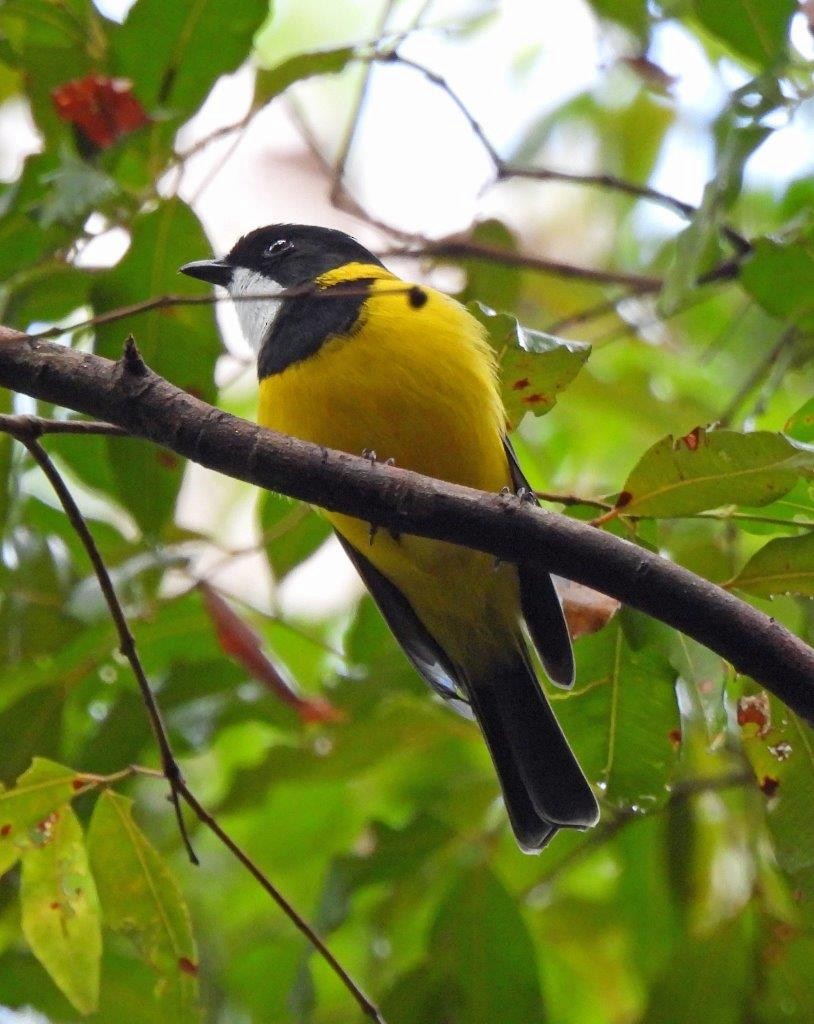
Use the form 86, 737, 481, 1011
691, 0, 795, 67
91, 199, 221, 537
198, 581, 341, 723
20, 802, 101, 1015
87, 790, 200, 1022
468, 301, 590, 428
611, 428, 814, 518
728, 531, 814, 597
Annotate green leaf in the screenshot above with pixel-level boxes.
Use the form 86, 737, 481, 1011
645, 913, 754, 1023
37, 149, 117, 229
259, 493, 332, 579
613, 428, 814, 518
113, 0, 268, 147
458, 220, 522, 312
692, 0, 795, 67
738, 691, 814, 900
20, 802, 101, 1015
91, 199, 221, 537
424, 863, 545, 1024
661, 117, 767, 313
0, 0, 103, 143
0, 758, 98, 876
468, 301, 590, 428
786, 397, 814, 443
3, 263, 91, 330
728, 531, 814, 596
87, 790, 200, 1021
254, 45, 356, 106
553, 613, 679, 809
741, 237, 814, 330
589, 0, 649, 37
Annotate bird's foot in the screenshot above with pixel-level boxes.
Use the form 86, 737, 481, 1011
361, 451, 397, 544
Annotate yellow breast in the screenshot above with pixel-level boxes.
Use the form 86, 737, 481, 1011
257, 265, 518, 653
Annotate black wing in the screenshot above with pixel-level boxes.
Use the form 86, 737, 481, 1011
335, 534, 473, 717
502, 437, 574, 689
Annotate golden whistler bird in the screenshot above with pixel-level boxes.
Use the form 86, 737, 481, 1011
181, 225, 598, 851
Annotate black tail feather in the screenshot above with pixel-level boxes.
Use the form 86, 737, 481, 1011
466, 647, 598, 849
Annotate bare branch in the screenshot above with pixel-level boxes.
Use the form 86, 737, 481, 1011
1, 325, 812, 720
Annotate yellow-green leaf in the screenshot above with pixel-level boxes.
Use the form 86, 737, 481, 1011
728, 531, 814, 597
468, 301, 590, 428
0, 758, 97, 877
786, 397, 814, 443
20, 803, 101, 1015
613, 428, 814, 518
87, 790, 199, 1021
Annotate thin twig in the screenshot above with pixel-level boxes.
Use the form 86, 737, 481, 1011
0, 413, 126, 437
2, 421, 197, 865
1, 417, 387, 1024
330, 1, 397, 206
373, 50, 751, 256
388, 237, 665, 291
25, 282, 420, 342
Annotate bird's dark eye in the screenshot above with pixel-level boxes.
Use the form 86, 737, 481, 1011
263, 239, 293, 258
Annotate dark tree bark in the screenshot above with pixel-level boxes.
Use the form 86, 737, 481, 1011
1, 326, 812, 719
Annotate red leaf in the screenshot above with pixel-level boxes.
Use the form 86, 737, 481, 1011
51, 74, 149, 149
198, 582, 343, 724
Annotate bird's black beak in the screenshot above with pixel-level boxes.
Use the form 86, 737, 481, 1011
179, 259, 233, 287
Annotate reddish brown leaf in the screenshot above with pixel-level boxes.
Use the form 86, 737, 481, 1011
198, 582, 342, 724
558, 580, 620, 639
51, 74, 149, 149
178, 957, 199, 976
737, 692, 771, 737
677, 426, 702, 451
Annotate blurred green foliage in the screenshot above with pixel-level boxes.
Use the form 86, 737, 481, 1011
0, 1, 813, 1022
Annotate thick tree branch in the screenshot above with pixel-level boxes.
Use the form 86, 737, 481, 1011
1, 326, 812, 721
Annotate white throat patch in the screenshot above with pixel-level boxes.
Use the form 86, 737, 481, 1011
229, 268, 285, 354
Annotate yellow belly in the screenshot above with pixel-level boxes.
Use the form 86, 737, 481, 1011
257, 271, 519, 661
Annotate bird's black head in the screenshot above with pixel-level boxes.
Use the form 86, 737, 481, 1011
179, 224, 384, 289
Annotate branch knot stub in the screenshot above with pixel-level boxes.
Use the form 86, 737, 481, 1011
121, 335, 148, 376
